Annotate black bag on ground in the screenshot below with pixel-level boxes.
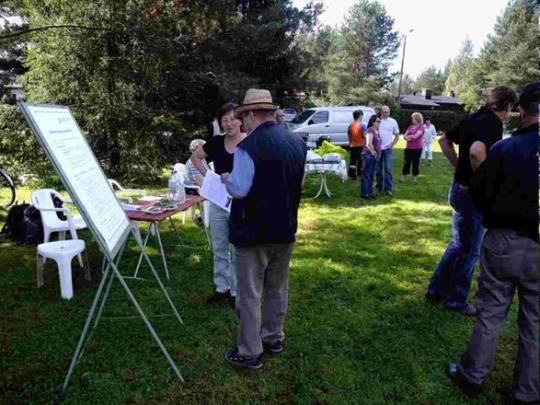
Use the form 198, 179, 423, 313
1, 194, 65, 244
21, 205, 44, 245
1, 202, 29, 242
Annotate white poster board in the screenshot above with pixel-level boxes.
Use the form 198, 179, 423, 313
19, 103, 130, 258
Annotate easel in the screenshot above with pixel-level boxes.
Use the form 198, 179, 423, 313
62, 225, 185, 392
19, 103, 186, 395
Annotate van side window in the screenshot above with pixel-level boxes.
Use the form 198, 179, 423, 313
333, 111, 353, 123
311, 111, 329, 124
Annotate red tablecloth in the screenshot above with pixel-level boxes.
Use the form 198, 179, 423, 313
126, 195, 204, 222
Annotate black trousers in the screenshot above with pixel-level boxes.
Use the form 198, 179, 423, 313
349, 146, 363, 179
402, 148, 422, 176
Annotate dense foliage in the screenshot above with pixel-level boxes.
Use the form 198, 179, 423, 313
0, 104, 50, 182
3, 0, 321, 182
300, 0, 400, 106
0, 0, 27, 104
0, 0, 537, 181
445, 0, 539, 111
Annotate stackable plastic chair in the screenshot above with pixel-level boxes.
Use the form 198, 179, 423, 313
31, 189, 87, 243
107, 178, 146, 253
37, 238, 88, 300
108, 179, 147, 203
32, 189, 89, 300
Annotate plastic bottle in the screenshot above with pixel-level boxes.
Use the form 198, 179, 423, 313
175, 171, 186, 204
168, 170, 178, 200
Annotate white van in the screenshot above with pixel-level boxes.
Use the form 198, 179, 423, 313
288, 106, 376, 147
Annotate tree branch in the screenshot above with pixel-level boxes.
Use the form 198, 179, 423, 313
0, 24, 108, 40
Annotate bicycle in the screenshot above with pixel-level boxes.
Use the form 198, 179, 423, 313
0, 168, 16, 209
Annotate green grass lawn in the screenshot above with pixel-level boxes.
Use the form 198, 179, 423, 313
0, 141, 519, 404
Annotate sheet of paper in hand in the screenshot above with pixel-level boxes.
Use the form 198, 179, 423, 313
199, 171, 232, 212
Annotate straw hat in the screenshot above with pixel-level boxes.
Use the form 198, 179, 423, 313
234, 88, 278, 115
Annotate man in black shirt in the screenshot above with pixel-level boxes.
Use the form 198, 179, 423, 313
447, 82, 539, 404
426, 86, 517, 316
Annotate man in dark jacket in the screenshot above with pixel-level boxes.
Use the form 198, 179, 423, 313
426, 86, 518, 316
447, 82, 539, 404
220, 88, 307, 370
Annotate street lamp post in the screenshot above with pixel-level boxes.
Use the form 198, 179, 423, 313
397, 29, 414, 102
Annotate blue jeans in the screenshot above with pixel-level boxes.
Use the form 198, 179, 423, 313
376, 148, 393, 192
361, 153, 377, 198
209, 202, 237, 296
427, 181, 485, 309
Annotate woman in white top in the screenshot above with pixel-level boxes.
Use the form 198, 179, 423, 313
422, 117, 437, 166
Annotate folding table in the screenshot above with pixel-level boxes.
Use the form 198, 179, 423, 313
125, 195, 205, 279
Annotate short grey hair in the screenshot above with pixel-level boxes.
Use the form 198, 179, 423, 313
189, 139, 206, 152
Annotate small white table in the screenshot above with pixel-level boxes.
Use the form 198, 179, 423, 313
304, 159, 347, 199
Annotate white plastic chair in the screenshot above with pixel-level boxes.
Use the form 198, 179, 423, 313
108, 179, 147, 203
31, 189, 87, 243
37, 239, 88, 300
107, 179, 145, 253
33, 193, 90, 300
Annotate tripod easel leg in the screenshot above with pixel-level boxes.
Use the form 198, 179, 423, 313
93, 241, 127, 331
62, 230, 185, 394
62, 264, 113, 393
136, 228, 183, 325
107, 260, 185, 383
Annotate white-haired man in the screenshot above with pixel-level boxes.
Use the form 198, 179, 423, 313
376, 105, 400, 195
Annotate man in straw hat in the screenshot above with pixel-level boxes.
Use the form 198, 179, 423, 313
220, 88, 307, 370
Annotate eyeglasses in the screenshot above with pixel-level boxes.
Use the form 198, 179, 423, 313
375, 119, 381, 123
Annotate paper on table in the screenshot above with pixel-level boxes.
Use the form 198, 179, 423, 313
199, 171, 232, 212
121, 203, 141, 211
138, 195, 163, 203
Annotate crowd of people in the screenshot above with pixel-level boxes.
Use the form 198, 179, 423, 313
179, 82, 538, 404
347, 104, 439, 198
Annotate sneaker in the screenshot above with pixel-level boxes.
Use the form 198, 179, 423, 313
263, 341, 284, 356
446, 363, 483, 398
224, 347, 263, 370
207, 291, 230, 306
446, 305, 477, 317
384, 190, 393, 196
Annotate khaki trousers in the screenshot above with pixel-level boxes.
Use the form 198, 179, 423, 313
459, 229, 539, 402
235, 243, 295, 358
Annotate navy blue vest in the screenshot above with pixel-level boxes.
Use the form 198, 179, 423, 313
229, 121, 307, 247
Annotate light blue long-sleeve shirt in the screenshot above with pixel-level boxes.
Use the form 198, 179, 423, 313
225, 147, 254, 198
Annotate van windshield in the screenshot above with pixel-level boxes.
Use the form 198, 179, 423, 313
290, 109, 315, 124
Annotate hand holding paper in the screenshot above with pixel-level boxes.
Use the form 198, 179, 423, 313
199, 171, 233, 212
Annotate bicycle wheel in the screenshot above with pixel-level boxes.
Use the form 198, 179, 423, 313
0, 169, 16, 209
